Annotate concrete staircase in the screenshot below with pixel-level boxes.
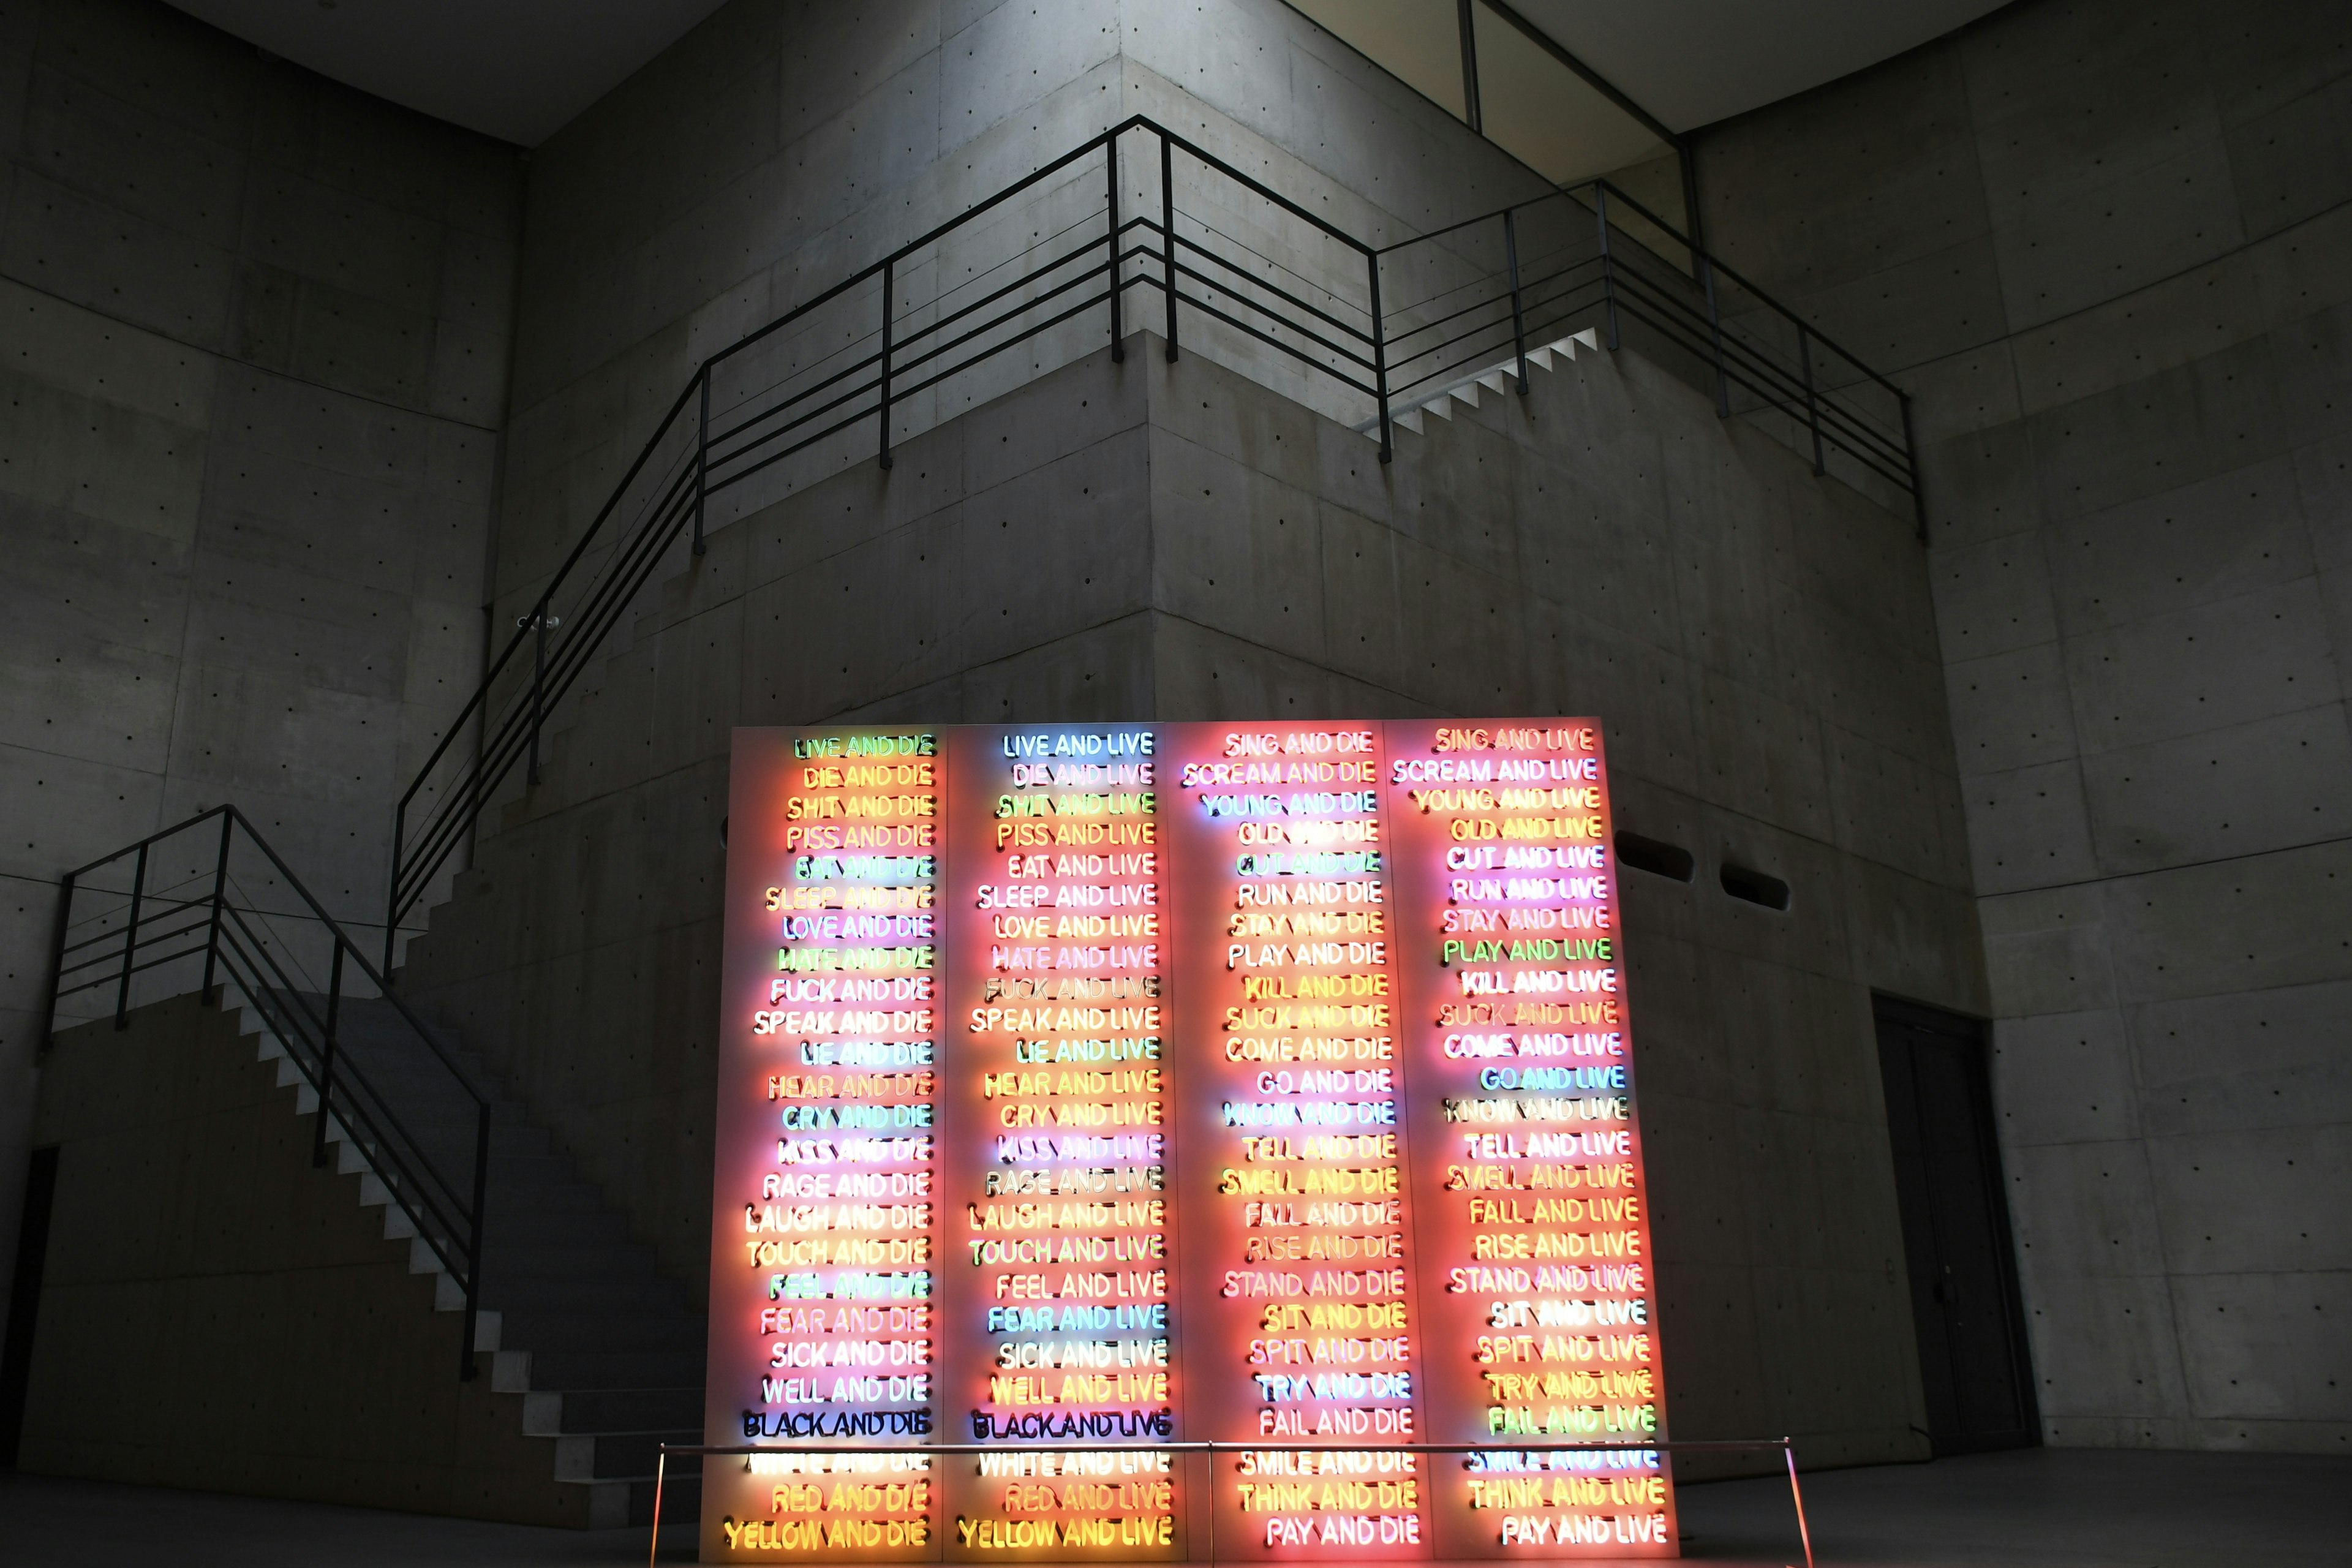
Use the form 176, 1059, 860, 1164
339, 321, 1605, 1530
240, 988, 705, 1526
1355, 327, 1600, 441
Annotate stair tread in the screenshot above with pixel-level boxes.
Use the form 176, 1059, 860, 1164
235, 985, 717, 1501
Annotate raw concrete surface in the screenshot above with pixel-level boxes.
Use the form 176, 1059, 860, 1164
23, 0, 2341, 1528
5, 1449, 2348, 1565
0, 0, 523, 1343
1674, 1447, 2352, 1566
396, 1, 1983, 1488
18, 995, 586, 1525
1695, 0, 2352, 1452
398, 320, 1966, 1476
489, 0, 1556, 614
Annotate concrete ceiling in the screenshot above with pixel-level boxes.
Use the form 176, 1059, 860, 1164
167, 0, 2007, 147
164, 0, 729, 146
1506, 0, 2011, 132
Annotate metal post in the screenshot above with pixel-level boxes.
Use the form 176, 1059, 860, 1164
114, 843, 146, 1030
1106, 134, 1124, 363
1679, 139, 1707, 255
40, 869, 75, 1052
1502, 208, 1529, 395
1595, 183, 1621, 352
1799, 324, 1825, 475
527, 606, 546, 786
312, 941, 344, 1167
1703, 255, 1730, 417
1784, 1442, 1817, 1568
877, 259, 895, 470
1901, 390, 1928, 545
1368, 249, 1391, 464
649, 1450, 668, 1568
1161, 134, 1179, 361
463, 703, 484, 886
693, 367, 709, 556
1456, 0, 1482, 133
1204, 1449, 1217, 1563
202, 810, 231, 1005
382, 801, 403, 978
460, 1099, 491, 1380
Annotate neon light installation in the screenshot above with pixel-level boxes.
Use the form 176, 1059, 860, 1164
704, 722, 1673, 1561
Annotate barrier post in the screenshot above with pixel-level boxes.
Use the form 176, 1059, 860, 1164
1161, 135, 1180, 360
649, 1449, 667, 1567
382, 800, 403, 976
202, 812, 232, 1005
693, 367, 710, 554
1596, 183, 1621, 351
527, 606, 546, 786
1902, 390, 1928, 544
1785, 1441, 1817, 1568
878, 259, 895, 470
40, 868, 75, 1051
312, 941, 344, 1167
1369, 250, 1391, 463
1504, 207, 1529, 395
461, 1099, 491, 1380
1800, 324, 1825, 475
1704, 253, 1730, 416
1106, 135, 1125, 362
113, 843, 146, 1030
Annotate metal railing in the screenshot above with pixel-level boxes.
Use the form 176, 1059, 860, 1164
37, 118, 1920, 1399
43, 805, 492, 1380
383, 117, 1370, 965
649, 1438, 1816, 1567
1377, 178, 1923, 529
383, 113, 1917, 970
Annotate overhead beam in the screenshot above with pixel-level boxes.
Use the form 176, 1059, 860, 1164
1477, 0, 1686, 151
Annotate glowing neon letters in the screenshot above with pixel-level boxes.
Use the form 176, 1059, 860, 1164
706, 723, 1672, 1561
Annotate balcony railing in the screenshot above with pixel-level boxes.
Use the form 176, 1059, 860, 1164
43, 119, 1920, 1390
382, 116, 1920, 970
47, 805, 491, 1379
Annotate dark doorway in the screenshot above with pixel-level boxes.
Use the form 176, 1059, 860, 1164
1874, 998, 2038, 1454
1, 1145, 61, 1468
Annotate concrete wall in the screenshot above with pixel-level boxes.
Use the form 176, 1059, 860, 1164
18, 995, 590, 1524
487, 0, 1553, 622
360, 0, 1988, 1476
0, 0, 521, 1343
403, 323, 1972, 1472
1694, 0, 2352, 1450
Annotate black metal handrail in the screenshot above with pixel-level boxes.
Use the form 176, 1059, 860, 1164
43, 805, 492, 1381
382, 118, 1366, 966
32, 116, 1921, 1403
1376, 175, 1922, 524
382, 115, 1919, 970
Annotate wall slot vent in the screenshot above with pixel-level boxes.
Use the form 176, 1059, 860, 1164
1720, 862, 1790, 911
1615, 831, 1694, 883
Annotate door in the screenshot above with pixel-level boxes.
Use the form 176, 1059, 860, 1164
2, 1145, 61, 1468
1874, 998, 2038, 1454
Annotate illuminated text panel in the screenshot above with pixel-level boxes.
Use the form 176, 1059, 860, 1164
704, 723, 1673, 1561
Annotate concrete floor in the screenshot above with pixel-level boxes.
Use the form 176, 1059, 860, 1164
1672, 1448, 2352, 1565
2, 1449, 2346, 1566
